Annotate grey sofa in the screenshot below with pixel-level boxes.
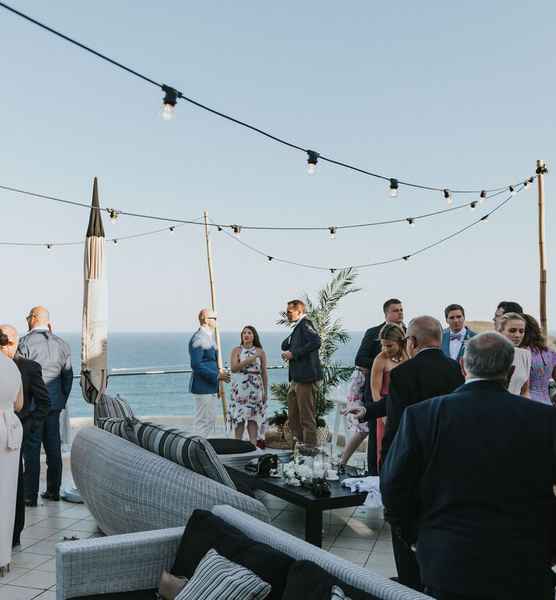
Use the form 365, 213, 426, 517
71, 426, 269, 535
57, 504, 433, 600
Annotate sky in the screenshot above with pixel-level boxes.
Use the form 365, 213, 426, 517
0, 1, 554, 334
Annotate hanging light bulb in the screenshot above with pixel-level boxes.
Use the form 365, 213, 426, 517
509, 185, 516, 196
113, 239, 118, 245
46, 244, 52, 250
389, 178, 399, 198
402, 255, 411, 261
443, 189, 452, 205
306, 150, 319, 175
109, 209, 118, 223
407, 218, 415, 228
470, 201, 477, 211
330, 268, 336, 274
329, 226, 337, 240
232, 225, 241, 237
161, 85, 178, 121
217, 226, 223, 232
267, 256, 273, 262
169, 226, 175, 233
479, 190, 487, 204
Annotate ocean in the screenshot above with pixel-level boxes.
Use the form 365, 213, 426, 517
65, 331, 364, 420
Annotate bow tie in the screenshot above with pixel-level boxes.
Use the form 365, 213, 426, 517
450, 332, 464, 342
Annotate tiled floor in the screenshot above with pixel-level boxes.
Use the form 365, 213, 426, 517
0, 456, 395, 598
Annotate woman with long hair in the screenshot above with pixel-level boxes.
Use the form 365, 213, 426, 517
341, 323, 407, 468
521, 314, 556, 405
497, 312, 531, 397
229, 326, 268, 446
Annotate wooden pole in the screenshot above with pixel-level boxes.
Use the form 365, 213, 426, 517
537, 160, 548, 338
203, 210, 228, 428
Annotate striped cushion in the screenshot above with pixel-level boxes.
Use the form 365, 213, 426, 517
95, 393, 135, 421
331, 585, 351, 600
175, 549, 271, 600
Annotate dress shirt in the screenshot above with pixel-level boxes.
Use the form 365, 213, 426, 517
448, 327, 467, 360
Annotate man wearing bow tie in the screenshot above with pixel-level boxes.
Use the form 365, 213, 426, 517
441, 304, 476, 362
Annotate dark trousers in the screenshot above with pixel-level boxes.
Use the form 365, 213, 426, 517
366, 423, 378, 475
13, 447, 24, 545
391, 529, 422, 592
426, 590, 495, 600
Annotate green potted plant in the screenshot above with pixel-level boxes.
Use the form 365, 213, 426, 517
268, 268, 359, 445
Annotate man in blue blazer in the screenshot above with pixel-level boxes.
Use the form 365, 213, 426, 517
441, 304, 476, 362
188, 308, 230, 438
381, 332, 556, 600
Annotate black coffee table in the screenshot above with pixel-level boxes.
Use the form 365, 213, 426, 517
226, 463, 367, 547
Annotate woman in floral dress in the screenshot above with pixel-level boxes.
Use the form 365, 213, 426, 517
521, 314, 556, 405
230, 326, 268, 446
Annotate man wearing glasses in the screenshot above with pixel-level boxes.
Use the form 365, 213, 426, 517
17, 306, 73, 505
188, 309, 230, 437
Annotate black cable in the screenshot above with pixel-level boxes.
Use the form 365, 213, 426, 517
0, 1, 530, 194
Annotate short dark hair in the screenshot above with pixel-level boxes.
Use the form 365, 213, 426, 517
383, 298, 402, 315
444, 304, 465, 319
497, 301, 523, 314
287, 299, 305, 312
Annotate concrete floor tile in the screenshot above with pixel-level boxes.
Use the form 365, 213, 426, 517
11, 554, 51, 570
0, 585, 41, 599
34, 558, 56, 574
329, 547, 369, 566
9, 569, 56, 590
0, 568, 30, 585
333, 536, 375, 551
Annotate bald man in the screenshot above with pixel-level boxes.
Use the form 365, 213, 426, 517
18, 306, 73, 503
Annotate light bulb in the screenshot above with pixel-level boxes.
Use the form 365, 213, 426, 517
307, 163, 317, 175
470, 201, 477, 211
113, 239, 118, 245
109, 209, 118, 223
407, 218, 415, 228
161, 85, 178, 121
509, 185, 516, 196
169, 226, 175, 233
161, 103, 176, 121
389, 178, 399, 198
329, 226, 336, 240
306, 150, 319, 175
479, 190, 486, 204
46, 244, 52, 250
232, 225, 241, 237
443, 189, 452, 205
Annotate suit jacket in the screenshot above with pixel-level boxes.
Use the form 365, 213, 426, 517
188, 328, 219, 395
381, 380, 556, 599
17, 329, 73, 411
379, 348, 464, 461
441, 327, 476, 361
281, 317, 322, 384
355, 322, 390, 406
13, 357, 49, 426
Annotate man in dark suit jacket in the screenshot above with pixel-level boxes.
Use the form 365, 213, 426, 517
354, 298, 404, 474
381, 332, 556, 600
281, 299, 322, 447
0, 325, 49, 544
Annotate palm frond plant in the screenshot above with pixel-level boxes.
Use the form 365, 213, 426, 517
270, 268, 360, 429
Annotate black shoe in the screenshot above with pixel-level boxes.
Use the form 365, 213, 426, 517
41, 491, 60, 502
24, 498, 37, 507
12, 539, 20, 548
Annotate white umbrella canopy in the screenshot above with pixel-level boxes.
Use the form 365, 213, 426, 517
80, 177, 108, 407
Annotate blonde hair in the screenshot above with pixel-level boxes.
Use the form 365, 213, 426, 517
379, 323, 406, 360
496, 312, 525, 333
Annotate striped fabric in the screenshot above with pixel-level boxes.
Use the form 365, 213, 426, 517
175, 549, 271, 600
97, 418, 236, 490
94, 393, 135, 421
331, 585, 351, 599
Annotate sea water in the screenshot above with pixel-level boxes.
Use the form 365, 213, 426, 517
64, 331, 364, 420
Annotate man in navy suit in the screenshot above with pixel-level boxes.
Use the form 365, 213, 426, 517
381, 332, 556, 600
441, 304, 476, 362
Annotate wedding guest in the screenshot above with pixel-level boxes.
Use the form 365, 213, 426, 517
521, 314, 556, 405
0, 339, 23, 576
493, 300, 523, 329
281, 300, 322, 447
441, 304, 476, 361
354, 298, 405, 474
17, 306, 73, 503
189, 309, 230, 438
0, 325, 48, 546
230, 326, 268, 446
497, 312, 530, 397
381, 332, 556, 600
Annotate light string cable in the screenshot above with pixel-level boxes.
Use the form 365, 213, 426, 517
0, 216, 203, 248
0, 177, 536, 235
210, 185, 521, 272
0, 1, 530, 195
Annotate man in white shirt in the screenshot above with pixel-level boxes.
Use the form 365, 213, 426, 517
441, 304, 476, 362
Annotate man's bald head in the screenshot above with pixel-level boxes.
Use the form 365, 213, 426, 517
198, 308, 217, 329
26, 306, 50, 330
407, 316, 443, 354
0, 324, 19, 359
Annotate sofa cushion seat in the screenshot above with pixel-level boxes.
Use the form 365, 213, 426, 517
70, 591, 155, 600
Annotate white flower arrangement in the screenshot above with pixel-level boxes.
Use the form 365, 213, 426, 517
282, 461, 313, 486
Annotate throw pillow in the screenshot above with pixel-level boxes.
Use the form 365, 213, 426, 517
158, 569, 188, 600
175, 549, 271, 600
172, 510, 293, 600
282, 560, 380, 600
94, 393, 135, 420
331, 585, 352, 600
207, 438, 256, 455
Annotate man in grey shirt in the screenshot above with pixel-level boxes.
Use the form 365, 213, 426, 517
18, 306, 73, 503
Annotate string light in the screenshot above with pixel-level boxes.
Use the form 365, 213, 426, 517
443, 189, 452, 205
217, 226, 223, 232
169, 226, 175, 233
389, 178, 399, 198
267, 256, 273, 262
402, 255, 411, 261
108, 209, 118, 223
161, 85, 178, 121
113, 239, 118, 244
329, 226, 337, 240
306, 150, 319, 175
470, 201, 477, 211
46, 244, 52, 250
232, 225, 241, 237
407, 218, 415, 228
479, 190, 486, 203
509, 185, 516, 196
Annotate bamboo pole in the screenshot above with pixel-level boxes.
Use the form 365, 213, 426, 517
536, 160, 548, 338
203, 210, 228, 427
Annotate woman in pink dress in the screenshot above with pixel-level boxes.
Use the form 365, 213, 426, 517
370, 323, 408, 469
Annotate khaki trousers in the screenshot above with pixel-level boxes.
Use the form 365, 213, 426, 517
287, 382, 317, 446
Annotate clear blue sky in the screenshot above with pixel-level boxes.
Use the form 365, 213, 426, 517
1, 0, 554, 333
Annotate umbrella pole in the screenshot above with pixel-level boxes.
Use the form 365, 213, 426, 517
203, 210, 229, 433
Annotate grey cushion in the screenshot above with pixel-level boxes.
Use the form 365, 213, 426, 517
95, 393, 135, 421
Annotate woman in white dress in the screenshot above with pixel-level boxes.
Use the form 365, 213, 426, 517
0, 348, 23, 576
497, 312, 530, 397
230, 326, 268, 446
